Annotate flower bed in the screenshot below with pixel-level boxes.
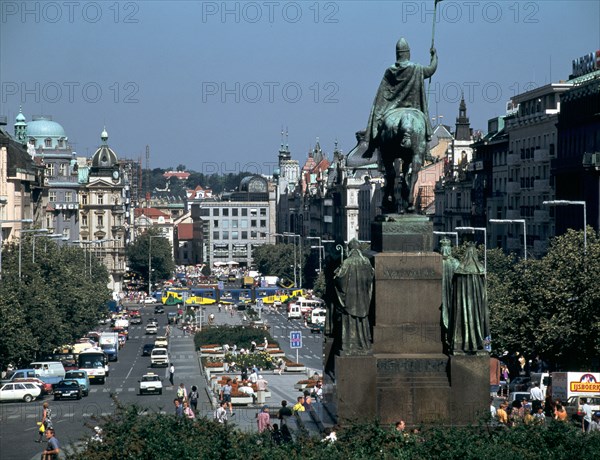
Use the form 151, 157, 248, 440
285, 363, 306, 372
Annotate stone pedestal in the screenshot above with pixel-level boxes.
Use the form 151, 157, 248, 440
332, 216, 489, 426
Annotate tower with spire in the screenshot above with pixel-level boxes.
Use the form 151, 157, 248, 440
14, 106, 27, 144
454, 94, 471, 141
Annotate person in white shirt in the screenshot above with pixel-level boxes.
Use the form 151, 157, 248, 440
582, 399, 593, 432
529, 382, 543, 400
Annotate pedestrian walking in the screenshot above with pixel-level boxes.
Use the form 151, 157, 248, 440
174, 398, 184, 417
214, 401, 228, 424
257, 406, 271, 433
183, 401, 195, 419
189, 385, 199, 412
169, 364, 175, 386
37, 402, 53, 442
41, 428, 60, 460
177, 383, 187, 402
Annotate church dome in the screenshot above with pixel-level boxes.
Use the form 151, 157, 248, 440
27, 116, 67, 138
91, 128, 118, 168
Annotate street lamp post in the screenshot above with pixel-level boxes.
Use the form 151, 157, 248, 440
148, 235, 161, 296
543, 200, 587, 254
0, 218, 33, 279
307, 237, 323, 273
489, 219, 527, 260
18, 228, 48, 279
456, 226, 487, 272
33, 232, 62, 263
433, 231, 459, 247
284, 233, 302, 288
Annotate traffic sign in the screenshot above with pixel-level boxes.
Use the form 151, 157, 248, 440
290, 331, 302, 349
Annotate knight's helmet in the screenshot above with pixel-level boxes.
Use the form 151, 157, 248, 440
396, 37, 410, 61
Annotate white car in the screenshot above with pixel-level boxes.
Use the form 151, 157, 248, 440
0, 382, 42, 402
138, 373, 163, 395
143, 297, 157, 304
155, 336, 168, 348
145, 324, 158, 335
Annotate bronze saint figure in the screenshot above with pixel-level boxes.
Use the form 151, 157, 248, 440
449, 244, 489, 355
333, 239, 374, 355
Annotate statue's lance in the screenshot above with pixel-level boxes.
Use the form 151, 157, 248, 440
428, 0, 443, 91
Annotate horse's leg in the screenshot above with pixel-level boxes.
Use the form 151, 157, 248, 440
407, 136, 426, 212
381, 151, 397, 214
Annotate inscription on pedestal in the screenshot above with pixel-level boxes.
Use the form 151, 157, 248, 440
377, 357, 447, 373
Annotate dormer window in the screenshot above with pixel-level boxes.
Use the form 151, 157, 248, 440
58, 139, 64, 148
45, 138, 52, 148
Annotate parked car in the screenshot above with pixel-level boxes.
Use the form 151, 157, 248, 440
154, 305, 165, 314
142, 344, 155, 356
145, 324, 158, 335
13, 378, 53, 395
138, 372, 163, 395
565, 395, 600, 422
144, 297, 157, 304
64, 370, 90, 396
0, 382, 41, 402
53, 379, 83, 400
508, 391, 530, 404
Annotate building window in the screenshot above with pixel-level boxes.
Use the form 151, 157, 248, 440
232, 231, 239, 240
214, 220, 219, 228
81, 195, 88, 205
97, 214, 104, 227
241, 208, 248, 216
223, 209, 229, 216
260, 208, 266, 216
251, 219, 257, 227
45, 138, 52, 148
49, 191, 57, 202
65, 192, 73, 202
250, 209, 258, 217
241, 219, 248, 228
250, 231, 258, 239
213, 208, 220, 216
59, 163, 67, 176
58, 139, 64, 148
222, 220, 229, 229
213, 231, 219, 240
242, 231, 248, 239
82, 214, 88, 226
232, 220, 238, 228
46, 163, 55, 177
222, 231, 229, 239
232, 208, 238, 216
97, 194, 104, 205
260, 220, 266, 227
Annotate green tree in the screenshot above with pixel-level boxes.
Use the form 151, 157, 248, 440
0, 236, 110, 367
126, 230, 175, 289
488, 228, 600, 370
252, 243, 296, 282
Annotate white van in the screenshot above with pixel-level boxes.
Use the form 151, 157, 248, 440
296, 297, 324, 315
310, 307, 326, 326
30, 361, 66, 380
287, 303, 302, 319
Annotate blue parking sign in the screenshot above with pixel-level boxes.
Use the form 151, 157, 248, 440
290, 331, 302, 349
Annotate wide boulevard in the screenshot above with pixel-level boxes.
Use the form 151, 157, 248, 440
0, 301, 323, 459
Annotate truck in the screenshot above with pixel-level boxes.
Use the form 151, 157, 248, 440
77, 348, 109, 384
99, 332, 120, 361
551, 371, 600, 402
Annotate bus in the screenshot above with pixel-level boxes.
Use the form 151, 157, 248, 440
77, 348, 109, 384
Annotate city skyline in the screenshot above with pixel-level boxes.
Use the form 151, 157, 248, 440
1, 1, 598, 172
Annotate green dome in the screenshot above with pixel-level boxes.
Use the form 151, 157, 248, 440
27, 117, 67, 138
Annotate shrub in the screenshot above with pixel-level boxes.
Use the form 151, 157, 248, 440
194, 325, 278, 351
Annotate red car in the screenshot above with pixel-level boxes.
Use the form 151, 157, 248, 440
13, 378, 53, 395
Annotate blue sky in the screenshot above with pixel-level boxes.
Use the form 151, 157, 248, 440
1, 1, 598, 174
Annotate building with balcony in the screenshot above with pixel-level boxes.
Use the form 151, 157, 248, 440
1, 114, 43, 242
504, 82, 572, 256
554, 63, 600, 236
189, 175, 276, 267
78, 128, 128, 293
24, 114, 80, 241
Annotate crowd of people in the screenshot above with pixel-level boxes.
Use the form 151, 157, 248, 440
491, 385, 600, 433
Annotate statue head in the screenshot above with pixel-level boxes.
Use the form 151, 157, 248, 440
396, 38, 410, 61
